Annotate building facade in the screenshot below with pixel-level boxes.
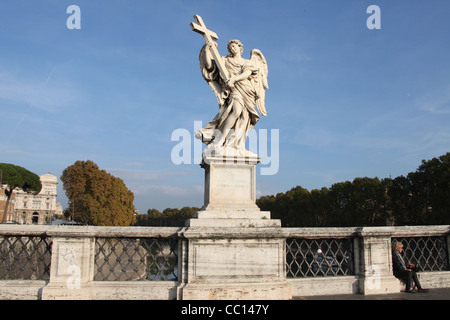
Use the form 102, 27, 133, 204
12, 174, 63, 225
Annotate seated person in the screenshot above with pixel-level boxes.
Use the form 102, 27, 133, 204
392, 241, 427, 293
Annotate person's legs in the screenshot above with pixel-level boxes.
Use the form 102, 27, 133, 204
405, 270, 414, 291
395, 270, 413, 292
411, 270, 425, 291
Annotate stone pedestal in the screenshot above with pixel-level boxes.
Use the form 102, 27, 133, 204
179, 228, 291, 300
186, 154, 281, 228
182, 152, 289, 299
41, 237, 95, 300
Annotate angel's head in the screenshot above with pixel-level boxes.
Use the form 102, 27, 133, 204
227, 39, 244, 56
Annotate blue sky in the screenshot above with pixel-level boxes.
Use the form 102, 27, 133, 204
1, 1, 449, 213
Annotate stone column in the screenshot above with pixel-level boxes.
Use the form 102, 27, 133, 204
41, 236, 95, 299
357, 227, 400, 294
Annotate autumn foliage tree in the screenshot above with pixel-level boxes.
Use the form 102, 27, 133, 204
61, 160, 136, 226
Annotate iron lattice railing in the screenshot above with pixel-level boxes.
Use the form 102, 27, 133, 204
286, 238, 354, 278
0, 235, 52, 280
392, 236, 449, 272
94, 237, 179, 281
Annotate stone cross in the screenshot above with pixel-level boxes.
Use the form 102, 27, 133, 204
190, 14, 230, 82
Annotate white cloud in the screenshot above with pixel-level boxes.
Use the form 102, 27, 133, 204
107, 168, 193, 182
132, 184, 202, 197
0, 68, 80, 113
124, 162, 145, 167
107, 168, 201, 201
293, 124, 417, 155
282, 49, 312, 63
416, 85, 450, 114
294, 126, 337, 148
3, 149, 29, 155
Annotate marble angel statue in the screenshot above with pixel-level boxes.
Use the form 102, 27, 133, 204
193, 33, 269, 157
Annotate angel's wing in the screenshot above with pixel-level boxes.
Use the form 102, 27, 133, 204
250, 49, 269, 116
199, 44, 229, 107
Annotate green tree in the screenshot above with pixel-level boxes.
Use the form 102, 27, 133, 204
386, 153, 450, 225
256, 194, 277, 224
387, 175, 414, 225
258, 187, 316, 227
328, 181, 354, 226
351, 177, 389, 226
162, 208, 180, 216
179, 206, 200, 219
408, 153, 450, 224
285, 186, 314, 227
0, 163, 42, 223
322, 177, 389, 226
257, 152, 450, 227
310, 187, 331, 226
60, 160, 136, 226
147, 208, 162, 217
265, 192, 290, 226
135, 206, 199, 226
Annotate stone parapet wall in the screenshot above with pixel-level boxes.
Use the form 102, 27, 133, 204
0, 224, 449, 299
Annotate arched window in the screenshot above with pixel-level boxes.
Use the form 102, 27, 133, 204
32, 212, 39, 224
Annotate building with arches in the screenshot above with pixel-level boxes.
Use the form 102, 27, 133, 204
12, 174, 63, 225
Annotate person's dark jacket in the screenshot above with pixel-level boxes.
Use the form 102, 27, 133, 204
392, 251, 407, 277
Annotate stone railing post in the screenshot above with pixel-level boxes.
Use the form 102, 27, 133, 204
357, 227, 399, 294
447, 234, 450, 267
178, 227, 291, 300
41, 233, 95, 300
